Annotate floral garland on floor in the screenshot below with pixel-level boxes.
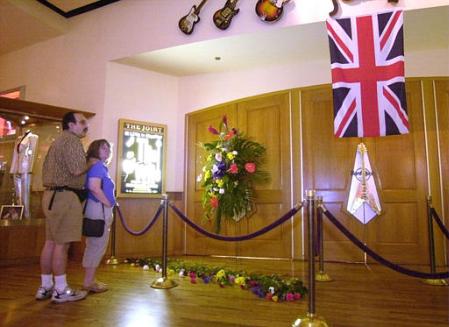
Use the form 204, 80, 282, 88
125, 258, 307, 303
198, 115, 269, 233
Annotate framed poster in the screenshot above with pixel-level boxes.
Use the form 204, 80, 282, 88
0, 205, 24, 220
116, 119, 167, 198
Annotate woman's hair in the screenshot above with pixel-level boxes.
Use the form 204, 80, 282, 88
86, 139, 112, 164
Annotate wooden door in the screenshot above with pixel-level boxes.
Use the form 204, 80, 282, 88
185, 92, 293, 258
186, 105, 238, 255
236, 93, 292, 258
301, 82, 429, 264
301, 86, 362, 262
365, 81, 428, 264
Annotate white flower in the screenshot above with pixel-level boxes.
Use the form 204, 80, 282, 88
219, 188, 225, 194
202, 166, 207, 172
179, 269, 185, 278
212, 164, 219, 173
269, 286, 275, 294
232, 151, 238, 155
215, 152, 223, 162
196, 174, 203, 182
143, 265, 150, 271
234, 181, 239, 186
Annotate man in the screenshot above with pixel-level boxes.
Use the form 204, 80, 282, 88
35, 112, 90, 303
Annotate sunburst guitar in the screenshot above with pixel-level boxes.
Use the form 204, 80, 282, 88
255, 0, 291, 23
213, 0, 240, 30
178, 0, 209, 35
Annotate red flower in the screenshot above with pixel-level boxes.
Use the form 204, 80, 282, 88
265, 293, 273, 300
224, 129, 235, 141
222, 115, 228, 126
294, 293, 302, 300
210, 197, 219, 208
244, 163, 256, 173
228, 163, 238, 174
286, 293, 294, 301
208, 125, 219, 135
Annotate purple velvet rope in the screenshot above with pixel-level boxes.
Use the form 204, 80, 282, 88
431, 207, 449, 240
116, 204, 162, 236
322, 207, 449, 280
169, 203, 302, 242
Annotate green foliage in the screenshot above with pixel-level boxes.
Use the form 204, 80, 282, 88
199, 116, 269, 233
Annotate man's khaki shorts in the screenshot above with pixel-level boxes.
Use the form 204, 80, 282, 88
42, 190, 83, 244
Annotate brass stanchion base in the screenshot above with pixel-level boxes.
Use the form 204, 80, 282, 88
105, 256, 120, 265
422, 279, 448, 286
151, 276, 178, 289
292, 313, 329, 327
315, 271, 332, 282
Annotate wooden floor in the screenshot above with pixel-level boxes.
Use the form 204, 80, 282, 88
0, 257, 448, 327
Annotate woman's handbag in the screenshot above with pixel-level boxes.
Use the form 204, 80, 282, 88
82, 199, 105, 237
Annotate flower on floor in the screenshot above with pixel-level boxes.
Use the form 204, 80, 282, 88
199, 115, 269, 233
128, 257, 307, 303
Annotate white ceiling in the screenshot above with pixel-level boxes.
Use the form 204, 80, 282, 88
0, 2, 447, 76
116, 6, 449, 76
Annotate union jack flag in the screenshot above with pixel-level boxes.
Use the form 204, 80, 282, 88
327, 10, 409, 138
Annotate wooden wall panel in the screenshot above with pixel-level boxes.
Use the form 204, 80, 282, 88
301, 86, 363, 262
301, 81, 431, 264
186, 105, 238, 256
365, 81, 428, 264
434, 79, 449, 263
236, 93, 292, 258
185, 93, 292, 258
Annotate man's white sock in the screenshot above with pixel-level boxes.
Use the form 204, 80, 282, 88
41, 274, 53, 289
54, 274, 68, 293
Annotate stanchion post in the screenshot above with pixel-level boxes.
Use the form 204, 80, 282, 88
105, 205, 119, 265
423, 196, 448, 286
315, 196, 332, 282
292, 190, 328, 327
151, 194, 178, 289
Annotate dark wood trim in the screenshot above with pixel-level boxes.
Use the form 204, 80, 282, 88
36, 0, 121, 19
0, 97, 95, 121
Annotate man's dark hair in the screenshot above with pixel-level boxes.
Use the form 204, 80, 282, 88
62, 112, 77, 130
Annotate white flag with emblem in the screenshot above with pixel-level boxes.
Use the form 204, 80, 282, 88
347, 143, 381, 224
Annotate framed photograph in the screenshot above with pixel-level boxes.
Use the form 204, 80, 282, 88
116, 119, 167, 198
0, 205, 24, 220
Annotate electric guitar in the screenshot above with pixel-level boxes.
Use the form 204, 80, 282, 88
255, 0, 291, 23
179, 0, 209, 35
213, 0, 240, 30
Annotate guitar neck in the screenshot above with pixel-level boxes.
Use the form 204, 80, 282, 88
195, 0, 208, 14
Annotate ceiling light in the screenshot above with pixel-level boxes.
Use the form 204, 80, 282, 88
20, 120, 26, 125
24, 115, 29, 120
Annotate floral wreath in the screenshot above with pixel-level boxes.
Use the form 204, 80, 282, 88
198, 116, 268, 233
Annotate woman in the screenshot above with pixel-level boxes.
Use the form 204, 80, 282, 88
82, 139, 116, 293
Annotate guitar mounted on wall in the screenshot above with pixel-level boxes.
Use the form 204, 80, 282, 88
255, 0, 292, 23
179, 0, 209, 35
213, 0, 240, 30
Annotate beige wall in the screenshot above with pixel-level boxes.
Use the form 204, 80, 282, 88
0, 0, 447, 191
